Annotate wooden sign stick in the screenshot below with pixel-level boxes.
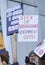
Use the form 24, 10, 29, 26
13, 33, 17, 61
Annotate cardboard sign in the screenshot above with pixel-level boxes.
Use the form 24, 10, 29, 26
17, 15, 38, 42
34, 46, 45, 57
34, 41, 45, 57
6, 5, 23, 35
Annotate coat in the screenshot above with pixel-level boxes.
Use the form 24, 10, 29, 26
8, 62, 19, 65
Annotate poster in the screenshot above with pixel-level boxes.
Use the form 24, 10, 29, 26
34, 40, 45, 57
6, 5, 23, 35
34, 45, 45, 57
17, 15, 38, 42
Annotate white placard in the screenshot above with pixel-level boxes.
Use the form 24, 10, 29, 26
34, 46, 45, 57
17, 15, 38, 42
34, 40, 45, 57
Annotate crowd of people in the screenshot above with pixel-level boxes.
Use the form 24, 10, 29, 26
0, 49, 37, 65
0, 40, 45, 65
0, 49, 45, 65
25, 41, 45, 65
25, 50, 45, 65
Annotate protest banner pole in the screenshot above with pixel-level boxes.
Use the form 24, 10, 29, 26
13, 33, 17, 60
12, 3, 23, 60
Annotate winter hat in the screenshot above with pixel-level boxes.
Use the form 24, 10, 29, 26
29, 51, 35, 57
0, 48, 7, 55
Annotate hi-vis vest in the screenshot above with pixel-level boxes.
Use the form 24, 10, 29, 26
0, 32, 5, 50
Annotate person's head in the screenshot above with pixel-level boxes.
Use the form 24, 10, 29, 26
0, 51, 9, 65
26, 62, 36, 65
29, 51, 36, 62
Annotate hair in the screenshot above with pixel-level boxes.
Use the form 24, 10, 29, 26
0, 51, 9, 64
25, 56, 30, 63
40, 54, 45, 64
26, 62, 36, 65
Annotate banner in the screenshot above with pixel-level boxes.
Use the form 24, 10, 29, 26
17, 15, 38, 42
6, 5, 23, 36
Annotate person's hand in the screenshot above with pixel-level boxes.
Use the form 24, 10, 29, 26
13, 57, 17, 63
